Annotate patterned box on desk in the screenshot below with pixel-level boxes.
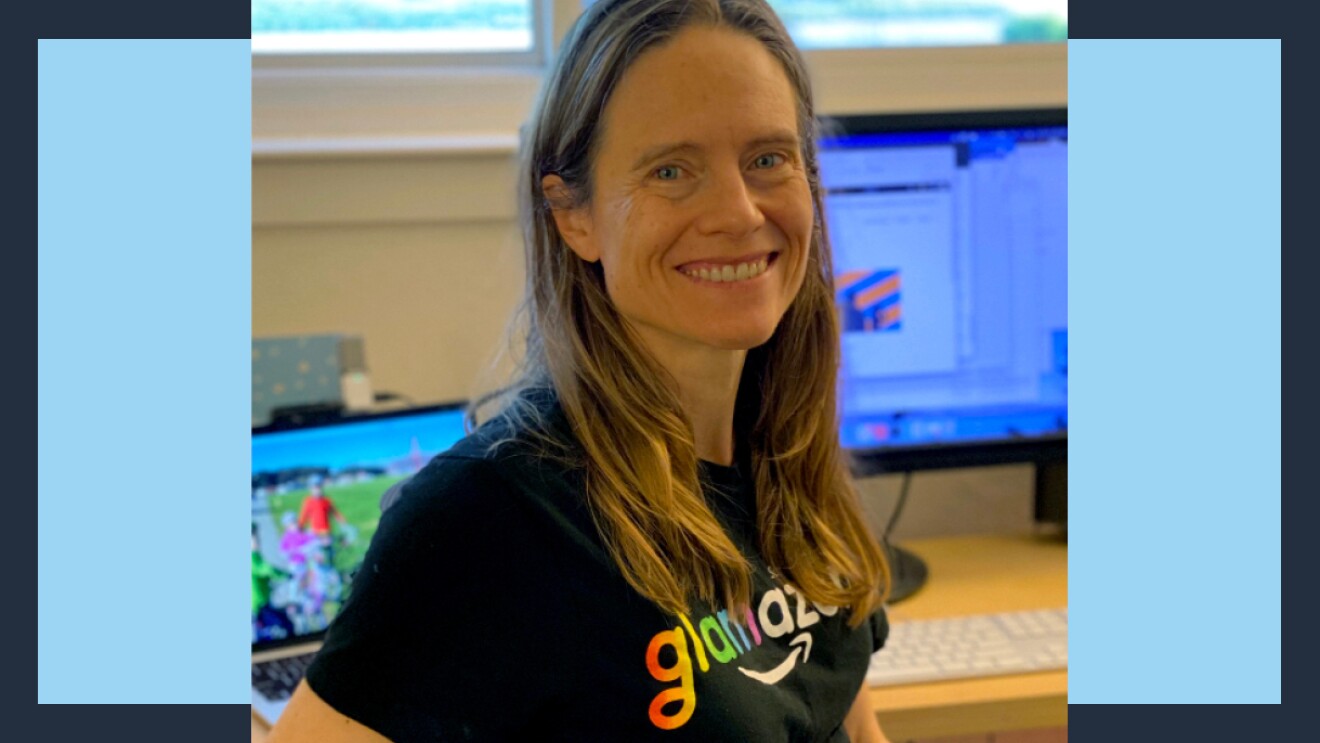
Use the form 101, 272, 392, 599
252, 334, 344, 426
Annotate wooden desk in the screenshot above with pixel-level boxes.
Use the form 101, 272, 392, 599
868, 534, 1068, 741
253, 534, 1067, 742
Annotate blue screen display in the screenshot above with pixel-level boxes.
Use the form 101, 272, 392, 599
819, 119, 1067, 450
250, 407, 467, 644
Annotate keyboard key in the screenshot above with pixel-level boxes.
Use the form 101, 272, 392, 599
253, 652, 317, 701
867, 608, 1067, 686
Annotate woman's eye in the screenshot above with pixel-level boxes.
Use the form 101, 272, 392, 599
754, 153, 785, 169
655, 165, 682, 181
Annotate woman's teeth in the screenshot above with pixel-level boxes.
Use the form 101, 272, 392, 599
682, 257, 769, 283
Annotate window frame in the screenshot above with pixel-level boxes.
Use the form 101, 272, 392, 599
251, 1, 1066, 158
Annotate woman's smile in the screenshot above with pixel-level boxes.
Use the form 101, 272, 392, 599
676, 251, 781, 286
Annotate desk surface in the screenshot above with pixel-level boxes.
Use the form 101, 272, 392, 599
868, 533, 1068, 741
253, 533, 1066, 741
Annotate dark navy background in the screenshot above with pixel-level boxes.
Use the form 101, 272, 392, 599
22, 0, 1293, 740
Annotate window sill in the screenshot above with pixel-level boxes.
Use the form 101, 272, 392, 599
252, 132, 520, 160
251, 43, 1066, 158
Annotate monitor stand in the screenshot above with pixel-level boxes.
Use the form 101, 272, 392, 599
1035, 458, 1068, 540
883, 538, 929, 603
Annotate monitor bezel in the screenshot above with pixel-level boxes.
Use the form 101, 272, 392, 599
252, 400, 469, 436
821, 107, 1067, 140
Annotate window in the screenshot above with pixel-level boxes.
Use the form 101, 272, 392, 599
253, 0, 540, 58
769, 1, 1067, 49
253, 2, 1066, 57
252, 1, 1065, 154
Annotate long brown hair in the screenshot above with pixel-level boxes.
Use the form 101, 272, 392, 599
475, 0, 888, 627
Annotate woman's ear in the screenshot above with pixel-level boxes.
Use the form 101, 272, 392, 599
541, 174, 600, 263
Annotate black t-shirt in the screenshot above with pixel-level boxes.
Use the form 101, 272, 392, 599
305, 397, 888, 742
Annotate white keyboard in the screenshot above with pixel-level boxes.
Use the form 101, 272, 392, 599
867, 608, 1067, 686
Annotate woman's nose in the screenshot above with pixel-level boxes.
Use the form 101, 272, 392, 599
695, 166, 766, 239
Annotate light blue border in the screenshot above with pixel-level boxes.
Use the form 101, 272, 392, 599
1070, 40, 1280, 703
38, 40, 251, 703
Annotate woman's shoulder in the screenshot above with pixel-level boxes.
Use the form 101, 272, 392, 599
451, 391, 580, 469
385, 390, 586, 523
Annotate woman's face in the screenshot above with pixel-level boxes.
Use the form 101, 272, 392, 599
547, 25, 814, 357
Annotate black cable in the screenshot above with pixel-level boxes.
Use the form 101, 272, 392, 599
373, 391, 416, 406
883, 470, 913, 540
879, 470, 928, 603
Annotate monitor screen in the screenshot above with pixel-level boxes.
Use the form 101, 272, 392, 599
818, 110, 1067, 463
250, 404, 468, 647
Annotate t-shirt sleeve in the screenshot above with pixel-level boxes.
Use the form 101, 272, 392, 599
867, 604, 890, 653
378, 475, 411, 513
304, 456, 552, 741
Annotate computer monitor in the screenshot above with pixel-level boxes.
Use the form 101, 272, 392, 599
250, 403, 468, 650
817, 108, 1068, 598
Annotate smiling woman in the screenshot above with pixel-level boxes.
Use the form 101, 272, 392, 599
542, 25, 815, 357
266, 2, 891, 741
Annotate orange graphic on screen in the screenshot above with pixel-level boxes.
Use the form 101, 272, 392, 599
836, 269, 901, 332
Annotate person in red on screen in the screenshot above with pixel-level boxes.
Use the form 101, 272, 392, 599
267, 1, 891, 741
297, 482, 350, 566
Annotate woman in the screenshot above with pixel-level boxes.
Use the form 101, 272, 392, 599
269, 1, 891, 740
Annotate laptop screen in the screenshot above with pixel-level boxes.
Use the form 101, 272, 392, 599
251, 404, 468, 649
